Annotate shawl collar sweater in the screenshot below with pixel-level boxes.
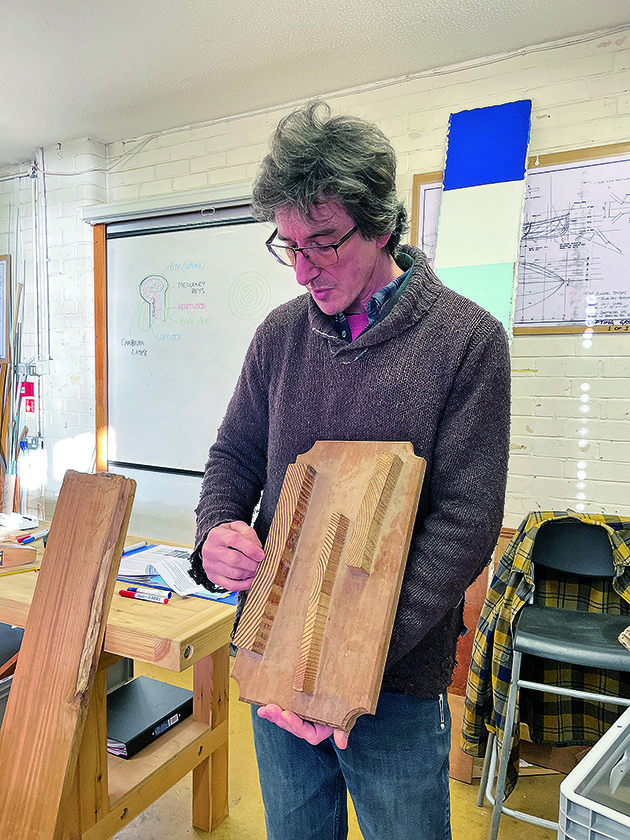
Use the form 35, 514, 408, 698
192, 245, 511, 697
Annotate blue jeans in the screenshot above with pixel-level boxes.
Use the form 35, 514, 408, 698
251, 691, 452, 840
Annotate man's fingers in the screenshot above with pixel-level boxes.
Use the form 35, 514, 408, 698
201, 550, 258, 590
257, 705, 344, 747
228, 520, 263, 548
217, 535, 264, 563
256, 704, 283, 724
333, 729, 349, 750
208, 572, 252, 592
201, 521, 265, 591
214, 546, 260, 574
214, 525, 264, 564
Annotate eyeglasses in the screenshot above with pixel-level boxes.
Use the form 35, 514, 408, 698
266, 226, 358, 268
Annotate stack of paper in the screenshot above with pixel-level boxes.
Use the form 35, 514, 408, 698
118, 544, 235, 602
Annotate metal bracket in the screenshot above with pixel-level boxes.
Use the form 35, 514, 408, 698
16, 359, 55, 377
22, 436, 43, 451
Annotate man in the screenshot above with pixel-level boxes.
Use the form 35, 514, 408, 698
190, 101, 510, 840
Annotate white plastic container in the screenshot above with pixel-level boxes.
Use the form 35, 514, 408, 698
559, 705, 630, 840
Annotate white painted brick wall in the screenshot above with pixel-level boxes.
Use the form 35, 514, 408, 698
0, 140, 107, 512
3, 28, 630, 527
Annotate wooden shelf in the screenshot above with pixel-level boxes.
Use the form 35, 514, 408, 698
81, 716, 228, 840
108, 717, 211, 803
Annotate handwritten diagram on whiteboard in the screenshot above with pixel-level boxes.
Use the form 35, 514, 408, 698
415, 153, 630, 329
107, 220, 298, 474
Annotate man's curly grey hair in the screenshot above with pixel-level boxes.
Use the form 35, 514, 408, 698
251, 100, 408, 256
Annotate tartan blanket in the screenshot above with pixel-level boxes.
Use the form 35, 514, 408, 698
461, 510, 630, 799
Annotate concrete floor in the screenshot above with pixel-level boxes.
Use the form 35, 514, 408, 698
115, 663, 562, 840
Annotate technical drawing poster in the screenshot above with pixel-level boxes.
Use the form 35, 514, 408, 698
516, 154, 630, 327
416, 183, 441, 266
415, 153, 630, 329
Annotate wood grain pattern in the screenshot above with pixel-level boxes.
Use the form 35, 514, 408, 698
345, 452, 403, 575
0, 565, 236, 672
192, 645, 230, 831
231, 442, 426, 731
72, 663, 110, 832
0, 534, 234, 837
293, 512, 349, 694
94, 223, 109, 473
0, 470, 135, 840
233, 462, 316, 654
0, 544, 36, 566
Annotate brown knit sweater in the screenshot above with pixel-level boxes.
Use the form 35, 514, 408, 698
191, 245, 511, 697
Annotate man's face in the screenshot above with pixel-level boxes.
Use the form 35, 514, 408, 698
274, 201, 392, 316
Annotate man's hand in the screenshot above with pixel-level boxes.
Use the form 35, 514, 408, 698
201, 521, 264, 591
257, 704, 349, 749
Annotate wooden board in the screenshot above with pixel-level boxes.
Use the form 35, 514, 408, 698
0, 470, 135, 840
0, 568, 236, 671
0, 543, 36, 567
232, 441, 425, 732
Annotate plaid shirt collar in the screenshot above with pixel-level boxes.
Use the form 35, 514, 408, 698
329, 255, 414, 342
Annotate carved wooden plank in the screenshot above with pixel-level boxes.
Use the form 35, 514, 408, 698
232, 463, 316, 654
0, 470, 135, 840
345, 452, 403, 575
232, 442, 426, 732
293, 512, 349, 694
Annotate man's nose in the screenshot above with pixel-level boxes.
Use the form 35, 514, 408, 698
294, 251, 320, 286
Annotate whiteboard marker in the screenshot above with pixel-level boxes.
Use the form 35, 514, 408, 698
122, 541, 148, 556
119, 588, 170, 604
126, 585, 172, 599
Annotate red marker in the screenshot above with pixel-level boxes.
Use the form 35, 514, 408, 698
119, 589, 170, 604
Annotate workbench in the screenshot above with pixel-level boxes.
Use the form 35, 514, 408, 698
0, 544, 235, 838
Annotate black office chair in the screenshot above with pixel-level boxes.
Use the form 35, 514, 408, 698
477, 518, 630, 840
0, 623, 23, 667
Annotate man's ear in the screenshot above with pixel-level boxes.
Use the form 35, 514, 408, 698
376, 232, 392, 250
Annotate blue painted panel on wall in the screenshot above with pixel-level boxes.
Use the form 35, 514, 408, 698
443, 100, 532, 190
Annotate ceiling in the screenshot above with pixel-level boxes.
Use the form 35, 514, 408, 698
1, 1, 629, 168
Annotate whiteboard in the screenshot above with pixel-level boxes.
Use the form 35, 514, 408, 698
106, 219, 299, 475
111, 466, 202, 545
412, 148, 630, 330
